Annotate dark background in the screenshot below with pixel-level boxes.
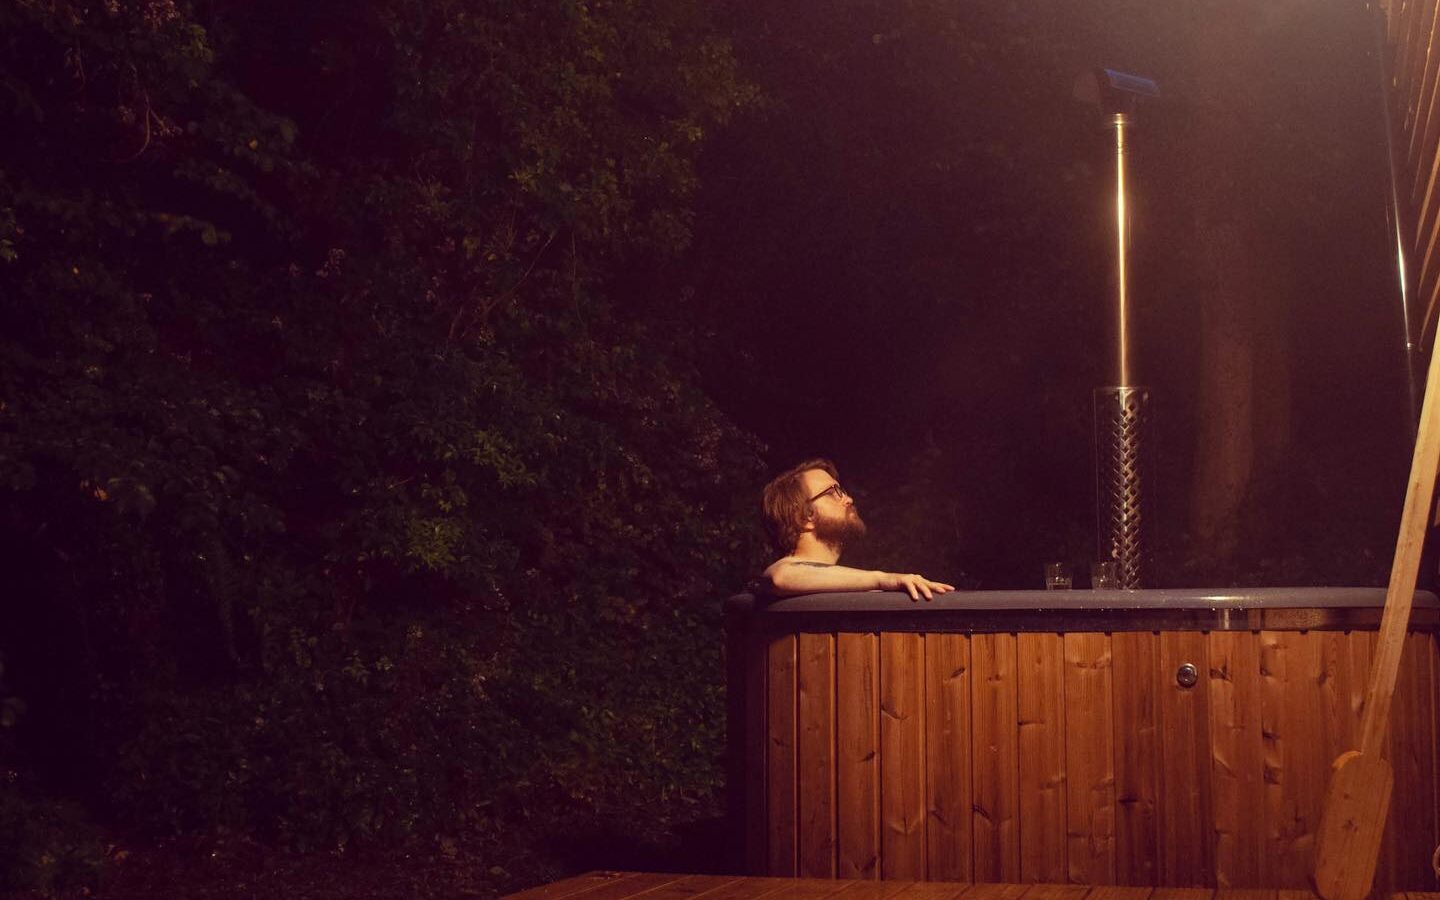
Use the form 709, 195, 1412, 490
0, 1, 1419, 896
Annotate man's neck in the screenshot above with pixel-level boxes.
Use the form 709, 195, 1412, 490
791, 533, 841, 565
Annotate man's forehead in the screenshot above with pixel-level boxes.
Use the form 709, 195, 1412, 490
800, 469, 836, 493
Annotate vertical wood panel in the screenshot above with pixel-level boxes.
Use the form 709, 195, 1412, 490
768, 634, 799, 876
925, 633, 973, 882
881, 632, 927, 879
1111, 631, 1159, 886
837, 633, 881, 879
745, 628, 769, 875
972, 632, 1020, 882
1379, 632, 1438, 889
797, 633, 837, 878
1157, 631, 1213, 887
1260, 631, 1328, 888
1207, 632, 1265, 888
1064, 632, 1115, 885
1018, 633, 1067, 883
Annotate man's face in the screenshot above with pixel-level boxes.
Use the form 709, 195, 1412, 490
800, 468, 866, 549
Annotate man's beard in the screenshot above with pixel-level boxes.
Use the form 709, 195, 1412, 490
813, 506, 866, 552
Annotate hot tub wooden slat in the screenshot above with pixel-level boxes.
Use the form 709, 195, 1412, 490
925, 633, 974, 882
1207, 631, 1265, 888
1111, 632, 1159, 886
769, 635, 800, 877
798, 633, 837, 879
972, 634, 1020, 882
1019, 633, 1067, 884
1379, 632, 1439, 889
1259, 631, 1328, 887
837, 633, 880, 879
1064, 633, 1116, 886
881, 633, 927, 879
746, 629, 770, 876
1157, 632, 1215, 887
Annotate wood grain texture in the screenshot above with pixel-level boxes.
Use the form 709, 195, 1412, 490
1261, 631, 1328, 888
972, 633, 1020, 882
640, 875, 748, 900
1112, 632, 1159, 887
549, 873, 690, 900
838, 633, 881, 880
924, 633, 973, 882
1018, 633, 1067, 884
1085, 889, 1155, 900
1157, 631, 1214, 887
770, 635, 800, 876
747, 630, 771, 875
1378, 633, 1438, 890
1064, 633, 1115, 886
798, 633, 838, 878
503, 872, 638, 900
881, 632, 928, 879
1207, 632, 1265, 888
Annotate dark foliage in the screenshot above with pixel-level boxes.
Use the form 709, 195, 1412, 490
0, 0, 764, 892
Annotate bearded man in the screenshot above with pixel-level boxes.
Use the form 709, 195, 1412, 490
758, 458, 955, 602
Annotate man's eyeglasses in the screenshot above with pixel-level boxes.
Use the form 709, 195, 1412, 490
807, 483, 849, 503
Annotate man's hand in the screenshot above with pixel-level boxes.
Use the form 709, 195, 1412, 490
876, 571, 956, 602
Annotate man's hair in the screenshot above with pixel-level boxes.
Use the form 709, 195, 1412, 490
761, 458, 839, 555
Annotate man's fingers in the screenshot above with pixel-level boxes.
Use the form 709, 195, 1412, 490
905, 580, 920, 601
933, 581, 956, 593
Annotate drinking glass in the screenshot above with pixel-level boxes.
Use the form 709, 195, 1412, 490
1091, 560, 1120, 590
1044, 562, 1072, 590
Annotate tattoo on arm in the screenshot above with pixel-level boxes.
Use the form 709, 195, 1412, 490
785, 561, 833, 568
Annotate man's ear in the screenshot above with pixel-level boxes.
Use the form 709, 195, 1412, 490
799, 510, 816, 533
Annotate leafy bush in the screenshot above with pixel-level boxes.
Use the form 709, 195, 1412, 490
0, 0, 765, 884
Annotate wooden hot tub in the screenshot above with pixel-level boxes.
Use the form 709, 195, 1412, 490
724, 588, 1440, 891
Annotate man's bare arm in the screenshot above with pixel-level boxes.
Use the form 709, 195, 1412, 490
761, 559, 956, 601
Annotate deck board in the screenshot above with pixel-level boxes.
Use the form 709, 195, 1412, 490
504, 872, 1434, 900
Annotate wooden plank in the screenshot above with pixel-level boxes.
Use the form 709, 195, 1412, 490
1023, 886, 1090, 900
1259, 631, 1327, 888
1406, 0, 1440, 174
1018, 632, 1067, 884
881, 632, 927, 879
1064, 633, 1115, 886
1157, 631, 1214, 887
925, 633, 974, 882
1112, 632, 1159, 887
884, 883, 975, 900
1084, 889, 1154, 900
829, 880, 919, 900
505, 872, 638, 900
545, 873, 691, 900
763, 878, 883, 900
747, 629, 770, 875
798, 633, 838, 878
956, 886, 1029, 900
1147, 891, 1214, 900
728, 620, 750, 873
692, 878, 815, 900
972, 632, 1021, 882
1211, 892, 1275, 900
1207, 632, 1265, 889
838, 633, 881, 879
1379, 632, 1438, 889
769, 634, 799, 877
1314, 631, 1372, 893
640, 876, 748, 900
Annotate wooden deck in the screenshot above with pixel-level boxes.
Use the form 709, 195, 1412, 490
503, 871, 1440, 900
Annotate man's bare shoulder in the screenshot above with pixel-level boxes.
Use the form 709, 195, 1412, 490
762, 556, 834, 577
